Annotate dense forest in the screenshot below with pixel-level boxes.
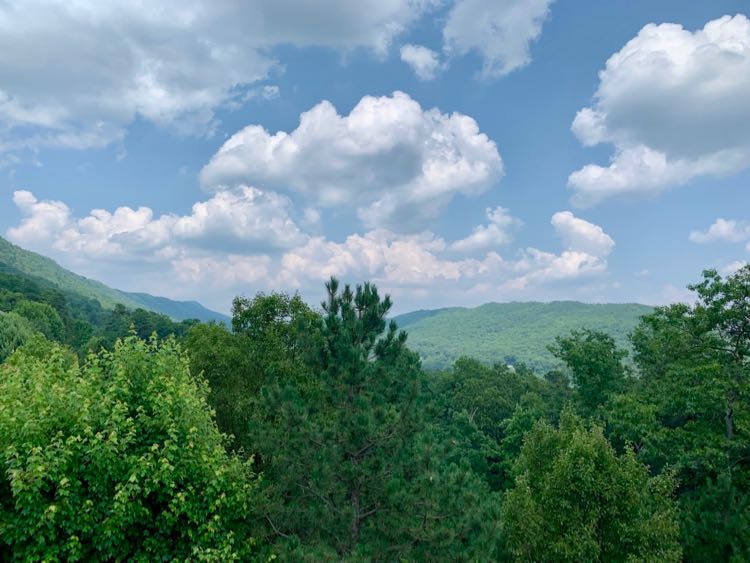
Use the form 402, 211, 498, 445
1, 264, 749, 561
394, 301, 653, 372
0, 236, 229, 323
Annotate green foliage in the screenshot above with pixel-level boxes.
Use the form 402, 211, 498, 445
550, 329, 628, 417
186, 292, 317, 453
0, 312, 35, 362
395, 301, 651, 371
13, 299, 65, 341
247, 279, 499, 559
608, 265, 750, 561
0, 235, 226, 321
502, 412, 682, 562
0, 336, 257, 561
431, 357, 565, 490
186, 323, 257, 452
0, 263, 198, 358
1, 257, 745, 561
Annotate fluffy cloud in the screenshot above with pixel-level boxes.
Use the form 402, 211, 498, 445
169, 188, 307, 251
0, 1, 432, 156
551, 211, 614, 257
449, 206, 520, 253
443, 0, 553, 77
689, 218, 750, 244
278, 211, 612, 292
173, 255, 271, 287
8, 191, 71, 243
200, 91, 503, 229
8, 187, 307, 260
569, 14, 750, 206
400, 44, 443, 80
7, 190, 614, 312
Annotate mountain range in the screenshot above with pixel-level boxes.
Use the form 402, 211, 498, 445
394, 301, 653, 372
0, 236, 230, 323
1, 236, 653, 371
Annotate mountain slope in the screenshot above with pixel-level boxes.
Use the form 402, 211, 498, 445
394, 301, 653, 372
0, 236, 229, 323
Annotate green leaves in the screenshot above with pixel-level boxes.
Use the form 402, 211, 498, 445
550, 329, 628, 417
613, 265, 750, 560
0, 311, 34, 362
0, 336, 258, 560
502, 412, 682, 562
243, 279, 501, 559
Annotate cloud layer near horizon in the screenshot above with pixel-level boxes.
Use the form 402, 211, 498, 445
7, 187, 614, 312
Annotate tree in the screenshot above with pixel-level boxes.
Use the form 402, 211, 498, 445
13, 299, 65, 341
688, 267, 750, 442
502, 411, 681, 562
613, 266, 750, 560
185, 293, 318, 454
550, 329, 628, 417
0, 312, 34, 363
439, 357, 546, 444
249, 279, 498, 559
0, 336, 258, 561
185, 323, 260, 454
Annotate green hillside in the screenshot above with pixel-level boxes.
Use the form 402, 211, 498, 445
0, 236, 229, 323
394, 301, 653, 372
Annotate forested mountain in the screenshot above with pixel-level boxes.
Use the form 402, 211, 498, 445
395, 301, 653, 371
0, 262, 199, 361
0, 236, 229, 322
3, 266, 749, 560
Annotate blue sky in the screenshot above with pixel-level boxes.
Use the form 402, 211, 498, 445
1, 0, 749, 314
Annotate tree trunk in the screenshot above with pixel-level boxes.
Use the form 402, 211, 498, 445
725, 396, 734, 441
350, 488, 360, 552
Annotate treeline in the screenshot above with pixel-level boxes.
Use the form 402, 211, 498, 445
0, 268, 198, 361
1, 267, 749, 560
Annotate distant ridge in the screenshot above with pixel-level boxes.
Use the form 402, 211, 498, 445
394, 301, 653, 372
0, 236, 229, 323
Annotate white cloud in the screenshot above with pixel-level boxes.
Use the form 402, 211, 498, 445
443, 0, 553, 77
449, 206, 520, 253
170, 188, 307, 251
689, 218, 750, 244
400, 44, 443, 80
7, 190, 615, 312
173, 254, 271, 287
551, 211, 614, 257
278, 210, 613, 294
200, 91, 503, 229
7, 187, 307, 260
569, 14, 750, 206
8, 190, 71, 243
0, 0, 433, 157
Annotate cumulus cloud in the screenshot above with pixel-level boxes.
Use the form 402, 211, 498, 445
689, 218, 750, 244
8, 187, 307, 260
0, 0, 433, 156
569, 14, 750, 206
449, 206, 520, 253
400, 44, 443, 80
551, 211, 614, 257
8, 191, 71, 243
173, 254, 271, 287
7, 189, 615, 312
278, 210, 612, 292
200, 91, 503, 230
443, 0, 553, 77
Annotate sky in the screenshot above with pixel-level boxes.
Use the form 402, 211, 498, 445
1, 0, 749, 314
